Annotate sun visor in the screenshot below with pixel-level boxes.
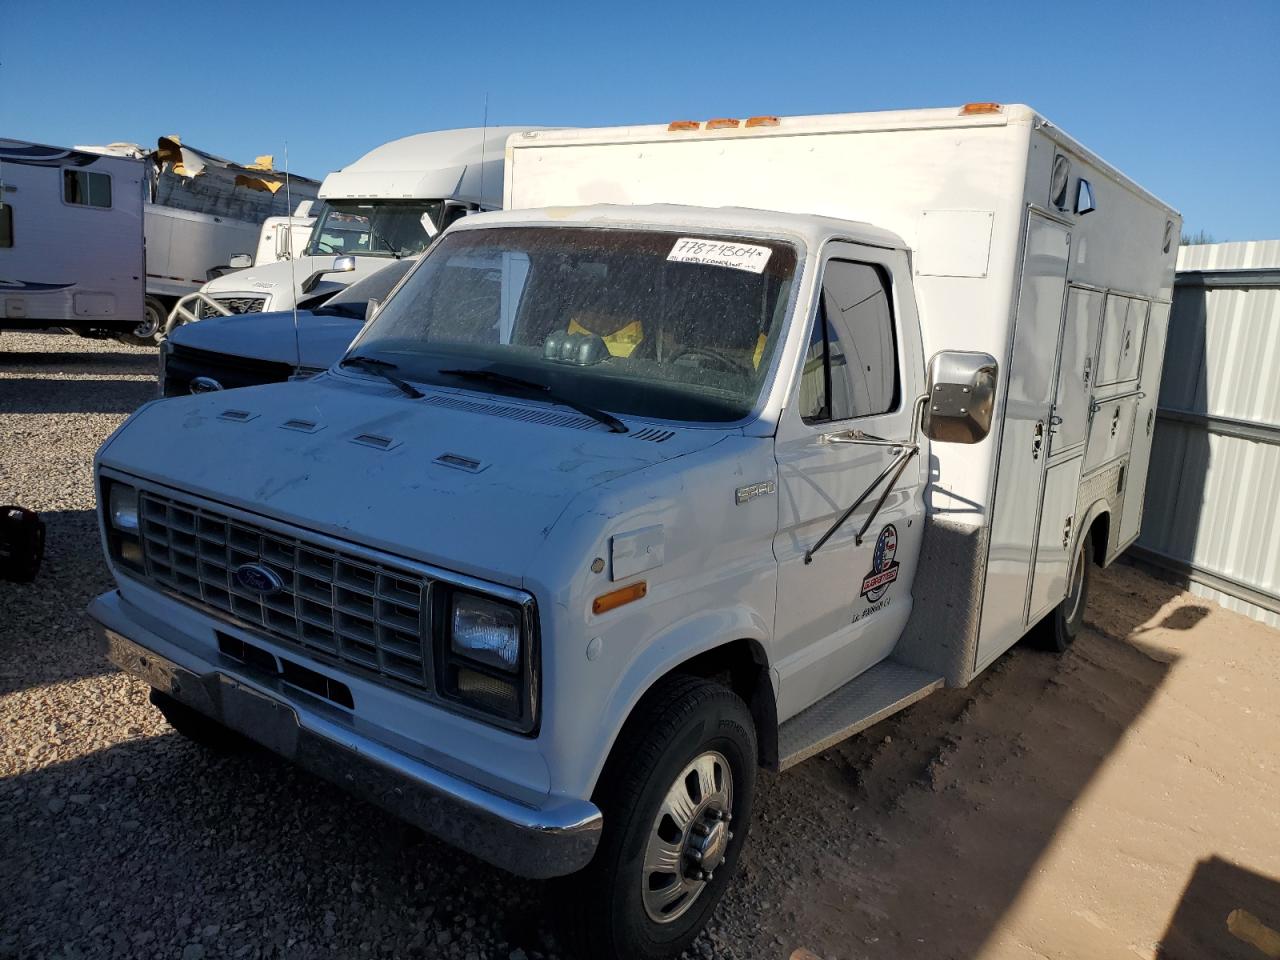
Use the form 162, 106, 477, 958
319, 165, 469, 203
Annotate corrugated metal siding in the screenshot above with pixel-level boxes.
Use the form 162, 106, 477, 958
1134, 243, 1280, 627
1177, 239, 1280, 271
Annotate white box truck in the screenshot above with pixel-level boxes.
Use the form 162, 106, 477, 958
0, 139, 145, 337
89, 104, 1178, 959
177, 127, 543, 328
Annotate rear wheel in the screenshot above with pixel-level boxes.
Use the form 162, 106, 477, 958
150, 689, 247, 752
116, 296, 167, 347
555, 676, 757, 960
1039, 533, 1094, 651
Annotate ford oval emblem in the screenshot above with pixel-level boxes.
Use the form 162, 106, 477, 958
190, 376, 224, 394
234, 563, 285, 595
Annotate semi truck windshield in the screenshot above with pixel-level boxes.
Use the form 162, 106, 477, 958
306, 199, 445, 258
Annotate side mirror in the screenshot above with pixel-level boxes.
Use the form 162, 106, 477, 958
228, 253, 252, 269
364, 298, 380, 323
301, 255, 357, 293
925, 351, 998, 443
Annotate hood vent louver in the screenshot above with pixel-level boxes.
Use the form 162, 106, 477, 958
351, 432, 400, 451
218, 409, 258, 423
423, 393, 597, 431
629, 427, 676, 443
280, 418, 322, 434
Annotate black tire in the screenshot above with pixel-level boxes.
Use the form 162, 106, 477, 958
554, 676, 757, 960
149, 689, 247, 752
116, 297, 167, 347
1037, 533, 1094, 652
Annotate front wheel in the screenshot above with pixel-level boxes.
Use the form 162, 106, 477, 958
555, 676, 757, 960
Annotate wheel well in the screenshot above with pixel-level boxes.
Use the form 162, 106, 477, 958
664, 639, 778, 770
1088, 510, 1110, 567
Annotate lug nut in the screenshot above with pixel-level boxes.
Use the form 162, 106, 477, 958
702, 870, 714, 881
689, 849, 703, 862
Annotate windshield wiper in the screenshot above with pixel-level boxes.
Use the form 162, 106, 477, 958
439, 367, 629, 434
369, 227, 402, 259
340, 355, 423, 398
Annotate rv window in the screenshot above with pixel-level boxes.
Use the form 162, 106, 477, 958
62, 170, 112, 209
0, 204, 11, 247
800, 260, 899, 423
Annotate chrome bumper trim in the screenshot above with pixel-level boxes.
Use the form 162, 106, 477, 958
88, 590, 600, 879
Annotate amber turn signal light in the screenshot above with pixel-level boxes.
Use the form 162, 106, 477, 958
593, 581, 648, 615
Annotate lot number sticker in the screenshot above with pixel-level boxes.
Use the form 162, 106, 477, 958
667, 238, 773, 273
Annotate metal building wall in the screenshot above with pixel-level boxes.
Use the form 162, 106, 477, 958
1131, 242, 1280, 627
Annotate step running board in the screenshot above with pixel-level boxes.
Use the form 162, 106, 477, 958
777, 659, 943, 771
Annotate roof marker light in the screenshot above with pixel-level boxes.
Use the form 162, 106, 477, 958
668, 120, 700, 132
745, 116, 780, 128
705, 118, 741, 130
961, 102, 1003, 115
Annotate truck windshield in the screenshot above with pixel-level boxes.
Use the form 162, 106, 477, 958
347, 226, 799, 424
306, 199, 445, 259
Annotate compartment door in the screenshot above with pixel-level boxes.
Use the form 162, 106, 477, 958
1028, 455, 1085, 622
1119, 301, 1170, 545
1049, 286, 1103, 458
977, 213, 1071, 668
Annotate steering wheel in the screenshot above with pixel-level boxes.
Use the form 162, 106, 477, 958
668, 345, 753, 376
314, 241, 337, 254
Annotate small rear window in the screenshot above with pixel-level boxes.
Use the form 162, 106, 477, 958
63, 169, 112, 208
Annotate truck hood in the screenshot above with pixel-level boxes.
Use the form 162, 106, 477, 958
168, 309, 360, 368
100, 377, 727, 588
201, 256, 393, 307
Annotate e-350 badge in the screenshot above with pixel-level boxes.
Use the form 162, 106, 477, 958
860, 524, 900, 602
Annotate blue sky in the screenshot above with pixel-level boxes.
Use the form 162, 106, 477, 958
3, 0, 1277, 240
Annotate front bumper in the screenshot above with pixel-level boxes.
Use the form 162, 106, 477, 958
89, 590, 601, 879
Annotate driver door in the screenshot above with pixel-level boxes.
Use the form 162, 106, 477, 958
772, 245, 926, 722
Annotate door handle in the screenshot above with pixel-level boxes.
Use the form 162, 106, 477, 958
1032, 420, 1044, 460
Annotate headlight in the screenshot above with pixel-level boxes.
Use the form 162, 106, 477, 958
108, 483, 140, 533
451, 593, 520, 673
102, 480, 143, 572
438, 589, 536, 731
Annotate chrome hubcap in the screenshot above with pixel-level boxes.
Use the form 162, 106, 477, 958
641, 750, 733, 924
133, 305, 161, 339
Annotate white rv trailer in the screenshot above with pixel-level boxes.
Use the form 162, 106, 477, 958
0, 139, 145, 336
91, 105, 1177, 959
182, 127, 543, 326
81, 139, 321, 343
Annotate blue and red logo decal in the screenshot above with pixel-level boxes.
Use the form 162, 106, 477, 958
860, 524, 900, 602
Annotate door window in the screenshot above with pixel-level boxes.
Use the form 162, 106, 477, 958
0, 204, 12, 247
800, 260, 899, 423
62, 170, 112, 208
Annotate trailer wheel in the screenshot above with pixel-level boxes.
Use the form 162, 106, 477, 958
1039, 534, 1094, 652
116, 297, 167, 347
149, 689, 247, 753
554, 676, 757, 960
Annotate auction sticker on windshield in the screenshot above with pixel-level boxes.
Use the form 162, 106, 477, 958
667, 238, 773, 273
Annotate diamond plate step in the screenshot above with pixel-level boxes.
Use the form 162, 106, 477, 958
777, 659, 943, 770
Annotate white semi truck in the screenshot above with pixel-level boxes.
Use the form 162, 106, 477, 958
179, 127, 541, 327
90, 104, 1178, 959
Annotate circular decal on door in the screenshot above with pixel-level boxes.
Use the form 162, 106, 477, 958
860, 524, 900, 603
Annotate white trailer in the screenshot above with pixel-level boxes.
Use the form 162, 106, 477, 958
0, 139, 145, 336
91, 104, 1178, 959
81, 138, 321, 343
183, 127, 544, 325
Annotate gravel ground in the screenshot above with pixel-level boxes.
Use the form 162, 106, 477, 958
3, 332, 1278, 960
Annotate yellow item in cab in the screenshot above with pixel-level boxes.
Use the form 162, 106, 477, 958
568, 318, 644, 358
753, 333, 766, 369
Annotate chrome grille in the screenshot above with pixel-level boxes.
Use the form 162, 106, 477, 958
205, 296, 266, 317
137, 491, 431, 690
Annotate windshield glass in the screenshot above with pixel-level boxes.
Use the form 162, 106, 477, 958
347, 226, 799, 423
306, 199, 444, 258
